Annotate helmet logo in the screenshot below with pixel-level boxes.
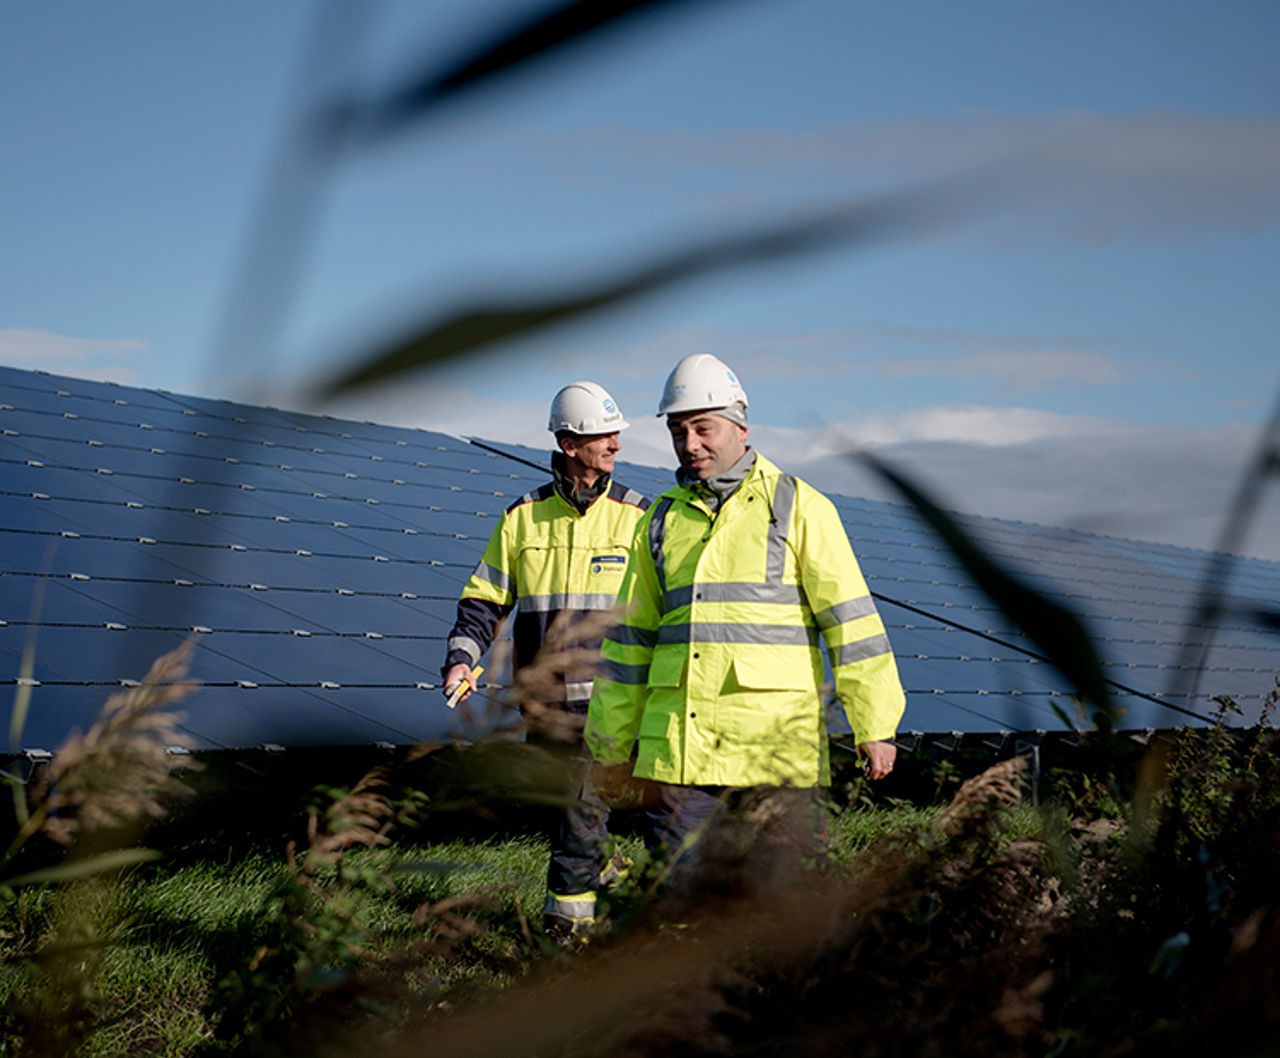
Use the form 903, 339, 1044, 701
726, 370, 737, 384
603, 398, 616, 413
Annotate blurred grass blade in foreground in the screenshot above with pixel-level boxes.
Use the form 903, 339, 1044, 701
855, 450, 1118, 731
1170, 383, 1280, 704
2, 848, 163, 892
327, 0, 730, 147
320, 180, 986, 396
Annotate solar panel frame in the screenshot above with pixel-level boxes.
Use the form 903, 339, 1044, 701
5, 365, 1280, 752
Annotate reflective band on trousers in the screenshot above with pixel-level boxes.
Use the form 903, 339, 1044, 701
545, 891, 596, 922
519, 592, 621, 613
528, 680, 595, 703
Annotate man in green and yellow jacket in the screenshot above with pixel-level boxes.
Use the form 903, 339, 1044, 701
443, 381, 649, 940
586, 354, 905, 862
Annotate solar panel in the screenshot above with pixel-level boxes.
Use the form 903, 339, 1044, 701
4, 364, 1279, 756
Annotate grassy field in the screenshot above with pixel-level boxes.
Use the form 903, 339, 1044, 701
4, 696, 1280, 1057
0, 798, 962, 1057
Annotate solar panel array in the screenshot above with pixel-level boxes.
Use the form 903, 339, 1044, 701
3, 365, 1278, 755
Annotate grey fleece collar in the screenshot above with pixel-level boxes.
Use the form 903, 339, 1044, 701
677, 447, 756, 513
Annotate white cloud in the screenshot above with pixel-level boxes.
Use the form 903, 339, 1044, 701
0, 328, 145, 382
752, 409, 1280, 562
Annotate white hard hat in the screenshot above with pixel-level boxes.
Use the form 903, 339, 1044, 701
548, 381, 629, 435
656, 353, 749, 418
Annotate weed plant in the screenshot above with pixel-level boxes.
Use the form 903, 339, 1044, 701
4, 640, 1280, 1057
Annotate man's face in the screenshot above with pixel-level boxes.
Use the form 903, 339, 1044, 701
560, 431, 621, 477
667, 412, 748, 480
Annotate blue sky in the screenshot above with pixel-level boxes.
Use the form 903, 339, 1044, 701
3, 0, 1279, 558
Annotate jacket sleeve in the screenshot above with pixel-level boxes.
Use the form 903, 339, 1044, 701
442, 515, 516, 675
794, 483, 906, 745
585, 505, 663, 764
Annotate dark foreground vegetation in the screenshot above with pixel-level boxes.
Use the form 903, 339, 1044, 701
3, 657, 1280, 1058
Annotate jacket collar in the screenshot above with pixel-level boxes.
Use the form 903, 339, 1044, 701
671, 450, 780, 513
676, 447, 756, 514
551, 450, 610, 514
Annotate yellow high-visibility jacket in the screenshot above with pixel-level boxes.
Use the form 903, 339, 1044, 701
446, 477, 649, 703
585, 453, 905, 786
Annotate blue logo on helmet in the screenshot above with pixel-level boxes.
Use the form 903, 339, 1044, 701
603, 399, 617, 414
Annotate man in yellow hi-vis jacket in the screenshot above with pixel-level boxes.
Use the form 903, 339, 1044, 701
443, 381, 649, 941
586, 354, 905, 866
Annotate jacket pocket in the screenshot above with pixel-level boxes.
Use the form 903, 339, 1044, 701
648, 646, 687, 687
728, 653, 793, 691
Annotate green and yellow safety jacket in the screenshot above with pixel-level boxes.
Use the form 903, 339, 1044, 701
585, 453, 905, 786
445, 471, 649, 703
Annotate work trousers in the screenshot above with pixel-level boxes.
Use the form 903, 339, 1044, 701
641, 783, 829, 891
528, 703, 611, 898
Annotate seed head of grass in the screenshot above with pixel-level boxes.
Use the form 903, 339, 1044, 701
510, 610, 620, 743
31, 640, 200, 846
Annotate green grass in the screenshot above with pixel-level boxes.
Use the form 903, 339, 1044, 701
0, 833, 562, 1056
3, 740, 1271, 1058
0, 806, 934, 1056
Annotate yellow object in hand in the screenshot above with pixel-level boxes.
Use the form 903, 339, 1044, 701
445, 666, 484, 709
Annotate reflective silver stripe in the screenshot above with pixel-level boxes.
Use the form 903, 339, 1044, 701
620, 487, 646, 507
516, 490, 539, 505
664, 581, 805, 610
814, 596, 879, 629
519, 592, 620, 612
600, 659, 651, 685
648, 497, 674, 592
657, 622, 822, 647
447, 636, 483, 664
766, 474, 797, 583
611, 624, 659, 647
471, 560, 512, 592
565, 679, 594, 702
833, 634, 894, 666
544, 892, 596, 921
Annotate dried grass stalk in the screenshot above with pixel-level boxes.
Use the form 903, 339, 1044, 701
508, 610, 620, 742
306, 767, 396, 863
30, 639, 199, 846
938, 755, 1026, 838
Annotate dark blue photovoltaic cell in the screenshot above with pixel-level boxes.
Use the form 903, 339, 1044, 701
192, 631, 431, 686
4, 577, 133, 626
2, 625, 188, 686
5, 365, 1280, 751
7, 683, 117, 754
174, 686, 447, 749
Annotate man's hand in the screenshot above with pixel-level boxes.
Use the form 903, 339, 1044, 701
859, 740, 897, 780
443, 663, 478, 707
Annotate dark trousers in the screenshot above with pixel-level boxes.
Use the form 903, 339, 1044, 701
641, 783, 829, 889
527, 704, 611, 899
